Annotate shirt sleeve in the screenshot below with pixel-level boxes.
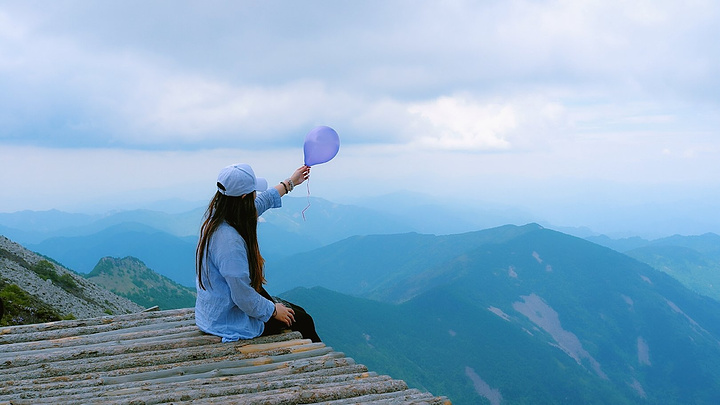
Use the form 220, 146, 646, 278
255, 187, 281, 217
211, 226, 275, 322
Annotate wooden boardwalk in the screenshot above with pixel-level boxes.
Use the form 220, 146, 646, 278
0, 308, 449, 404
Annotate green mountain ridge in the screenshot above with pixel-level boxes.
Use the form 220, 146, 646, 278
266, 224, 543, 302
589, 232, 720, 302
276, 225, 720, 404
87, 256, 196, 310
5, 214, 720, 404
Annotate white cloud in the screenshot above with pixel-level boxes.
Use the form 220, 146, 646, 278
407, 96, 515, 151
126, 78, 338, 144
1, 1, 719, 236
2, 1, 718, 148
404, 94, 570, 152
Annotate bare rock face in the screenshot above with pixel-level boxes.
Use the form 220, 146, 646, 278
0, 235, 144, 321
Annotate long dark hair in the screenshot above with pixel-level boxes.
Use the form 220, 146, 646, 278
196, 191, 265, 291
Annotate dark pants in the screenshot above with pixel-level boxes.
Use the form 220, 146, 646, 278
259, 288, 321, 343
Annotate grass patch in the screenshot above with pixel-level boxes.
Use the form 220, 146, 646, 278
0, 280, 63, 326
30, 260, 81, 295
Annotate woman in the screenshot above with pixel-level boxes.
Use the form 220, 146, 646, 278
195, 163, 320, 342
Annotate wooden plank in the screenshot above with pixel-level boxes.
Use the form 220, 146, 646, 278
316, 389, 452, 404
188, 378, 410, 405
101, 344, 333, 385
2, 356, 365, 402
0, 308, 194, 340
0, 308, 452, 404
0, 334, 308, 385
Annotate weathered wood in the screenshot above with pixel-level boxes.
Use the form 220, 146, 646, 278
316, 389, 452, 404
1, 355, 364, 400
6, 357, 365, 402
189, 378, 410, 404
0, 340, 330, 387
35, 368, 383, 405
0, 332, 221, 368
0, 313, 196, 346
101, 343, 332, 385
0, 335, 311, 385
0, 322, 198, 355
0, 308, 194, 340
0, 308, 451, 404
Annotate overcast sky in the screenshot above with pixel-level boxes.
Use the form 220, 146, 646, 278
1, 1, 718, 236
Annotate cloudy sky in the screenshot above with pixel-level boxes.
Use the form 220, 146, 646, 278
1, 0, 718, 236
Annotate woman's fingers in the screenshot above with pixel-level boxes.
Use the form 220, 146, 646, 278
278, 304, 295, 326
292, 166, 311, 185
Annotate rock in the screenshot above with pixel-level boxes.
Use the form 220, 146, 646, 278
0, 235, 144, 322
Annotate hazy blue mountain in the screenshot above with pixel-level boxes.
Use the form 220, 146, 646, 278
86, 256, 196, 310
130, 198, 208, 214
79, 208, 206, 238
3, 196, 418, 290
0, 210, 97, 244
587, 232, 720, 258
265, 224, 542, 301
346, 191, 536, 235
1, 193, 507, 247
23, 219, 327, 289
261, 196, 415, 245
0, 209, 96, 233
585, 234, 651, 252
647, 233, 720, 258
0, 208, 204, 245
0, 225, 36, 246
27, 222, 198, 287
279, 226, 720, 404
1, 195, 413, 249
623, 233, 720, 302
626, 245, 720, 302
589, 232, 720, 302
257, 222, 323, 260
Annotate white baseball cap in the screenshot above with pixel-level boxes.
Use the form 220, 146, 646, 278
216, 163, 268, 197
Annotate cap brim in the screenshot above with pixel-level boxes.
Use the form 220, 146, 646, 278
255, 177, 268, 192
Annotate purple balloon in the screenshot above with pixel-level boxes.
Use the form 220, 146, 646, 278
303, 126, 340, 166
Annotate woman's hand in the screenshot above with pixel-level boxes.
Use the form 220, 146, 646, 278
276, 165, 311, 196
273, 302, 295, 326
290, 165, 310, 186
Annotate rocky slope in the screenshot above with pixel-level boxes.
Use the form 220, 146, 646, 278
0, 235, 144, 323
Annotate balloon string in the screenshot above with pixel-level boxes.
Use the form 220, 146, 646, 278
301, 177, 311, 221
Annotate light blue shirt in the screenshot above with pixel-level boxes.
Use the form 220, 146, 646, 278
195, 188, 281, 342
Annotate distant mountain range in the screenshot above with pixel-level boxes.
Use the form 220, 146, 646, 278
3, 218, 720, 403
25, 222, 198, 287
588, 232, 720, 302
276, 224, 720, 404
266, 225, 541, 301
4, 197, 720, 403
0, 194, 543, 289
0, 207, 204, 244
0, 196, 421, 287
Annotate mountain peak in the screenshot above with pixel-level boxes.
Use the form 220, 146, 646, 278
86, 255, 195, 310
